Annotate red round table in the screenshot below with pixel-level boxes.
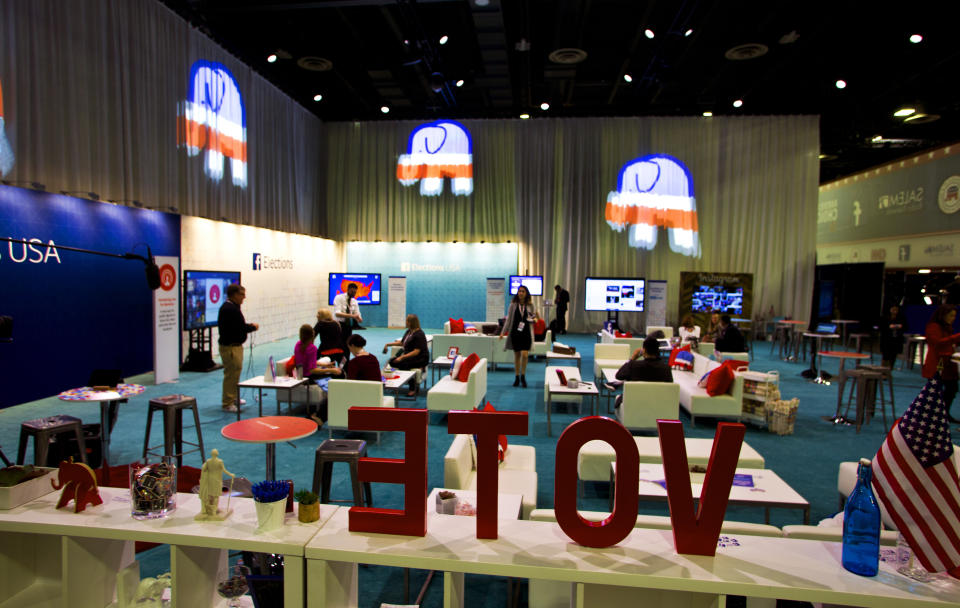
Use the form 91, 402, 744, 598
221, 416, 317, 480
819, 351, 870, 422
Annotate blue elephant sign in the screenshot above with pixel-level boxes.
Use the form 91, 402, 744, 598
178, 60, 247, 187
397, 120, 473, 196
605, 154, 701, 257
0, 79, 13, 177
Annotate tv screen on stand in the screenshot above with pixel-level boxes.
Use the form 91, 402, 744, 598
328, 273, 382, 305
183, 270, 242, 330
584, 277, 646, 312
509, 275, 544, 296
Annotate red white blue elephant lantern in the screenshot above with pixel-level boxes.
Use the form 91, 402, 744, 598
179, 60, 247, 187
397, 120, 473, 196
0, 79, 14, 177
605, 154, 700, 257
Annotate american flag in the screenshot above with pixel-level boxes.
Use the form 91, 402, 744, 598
873, 373, 960, 572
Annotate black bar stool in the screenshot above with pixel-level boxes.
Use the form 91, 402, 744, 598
312, 439, 372, 506
143, 394, 205, 467
17, 415, 88, 466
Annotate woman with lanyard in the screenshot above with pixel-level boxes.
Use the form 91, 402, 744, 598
500, 284, 537, 387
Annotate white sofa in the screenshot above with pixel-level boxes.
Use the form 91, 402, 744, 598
616, 381, 680, 432
593, 343, 630, 381
326, 379, 395, 444
427, 357, 487, 413
435, 321, 515, 369
672, 351, 744, 425
645, 325, 674, 338
444, 434, 537, 519
599, 329, 644, 354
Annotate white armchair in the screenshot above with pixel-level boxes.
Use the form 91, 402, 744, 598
530, 329, 554, 357
427, 357, 487, 413
593, 343, 630, 381
327, 379, 395, 445
443, 434, 538, 519
616, 381, 680, 432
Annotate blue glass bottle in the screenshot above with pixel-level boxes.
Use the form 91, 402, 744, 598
842, 458, 881, 576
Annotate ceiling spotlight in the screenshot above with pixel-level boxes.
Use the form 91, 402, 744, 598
456, 79, 464, 87
684, 29, 694, 37
918, 268, 932, 274
540, 102, 550, 110
732, 99, 743, 108
439, 35, 449, 45
702, 111, 713, 117
623, 74, 633, 83
644, 29, 655, 39
835, 79, 847, 89
924, 296, 933, 305
871, 134, 883, 142
519, 113, 530, 119
910, 34, 923, 44
894, 107, 916, 117
380, 106, 390, 114
313, 94, 323, 102
267, 54, 278, 63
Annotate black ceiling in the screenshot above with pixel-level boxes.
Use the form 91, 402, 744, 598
161, 0, 960, 183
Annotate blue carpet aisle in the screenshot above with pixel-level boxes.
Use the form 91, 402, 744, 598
0, 328, 931, 607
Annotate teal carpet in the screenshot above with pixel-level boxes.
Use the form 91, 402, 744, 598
0, 329, 930, 607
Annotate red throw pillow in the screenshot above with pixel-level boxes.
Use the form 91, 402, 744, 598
668, 344, 691, 367
721, 359, 748, 373
284, 356, 296, 376
474, 402, 508, 462
449, 318, 465, 334
614, 330, 633, 338
706, 363, 735, 396
534, 318, 546, 335
457, 353, 481, 382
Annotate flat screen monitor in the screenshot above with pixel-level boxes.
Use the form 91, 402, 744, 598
183, 270, 241, 330
691, 285, 744, 315
584, 277, 645, 312
328, 273, 382, 305
509, 275, 544, 296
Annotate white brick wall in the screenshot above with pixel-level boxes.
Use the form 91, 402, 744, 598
180, 217, 345, 357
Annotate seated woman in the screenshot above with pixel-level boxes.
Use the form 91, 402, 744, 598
678, 315, 701, 345
314, 308, 344, 364
309, 334, 381, 426
293, 324, 321, 376
385, 314, 429, 397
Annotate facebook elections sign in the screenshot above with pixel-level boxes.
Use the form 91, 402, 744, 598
0, 186, 180, 408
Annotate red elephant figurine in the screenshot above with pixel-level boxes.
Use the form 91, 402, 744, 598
52, 459, 103, 513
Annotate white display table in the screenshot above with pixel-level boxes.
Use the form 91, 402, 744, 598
0, 486, 336, 608
305, 508, 960, 608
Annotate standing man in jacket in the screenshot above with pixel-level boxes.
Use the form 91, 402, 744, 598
218, 284, 258, 412
553, 284, 570, 335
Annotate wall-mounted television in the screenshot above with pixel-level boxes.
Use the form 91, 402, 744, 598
509, 275, 544, 296
585, 277, 645, 312
691, 285, 744, 315
183, 270, 242, 330
328, 273, 382, 305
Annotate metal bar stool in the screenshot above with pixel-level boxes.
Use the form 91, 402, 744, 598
847, 332, 873, 361
143, 394, 205, 467
17, 415, 88, 466
860, 364, 896, 415
770, 323, 789, 357
842, 370, 889, 432
312, 438, 372, 507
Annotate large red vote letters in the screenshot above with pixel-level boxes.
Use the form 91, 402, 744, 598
448, 410, 529, 539
347, 407, 428, 535
348, 408, 745, 555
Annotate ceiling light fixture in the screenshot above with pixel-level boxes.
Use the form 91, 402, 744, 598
871, 134, 883, 142
702, 111, 713, 117
439, 35, 449, 45
918, 268, 932, 274
380, 106, 390, 114
894, 107, 916, 117
732, 99, 743, 108
456, 79, 464, 87
540, 102, 550, 111
519, 113, 530, 119
267, 54, 277, 63
910, 34, 923, 44
623, 74, 633, 83
644, 29, 655, 39
835, 79, 847, 89
684, 29, 694, 37
313, 94, 322, 102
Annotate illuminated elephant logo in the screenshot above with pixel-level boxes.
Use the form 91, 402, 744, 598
52, 459, 103, 513
397, 120, 472, 196
605, 154, 700, 257
0, 79, 14, 177
179, 60, 247, 187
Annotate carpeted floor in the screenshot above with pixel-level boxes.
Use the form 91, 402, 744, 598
0, 328, 930, 607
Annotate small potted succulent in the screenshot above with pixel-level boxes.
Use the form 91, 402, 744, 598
294, 489, 320, 522
436, 489, 458, 515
